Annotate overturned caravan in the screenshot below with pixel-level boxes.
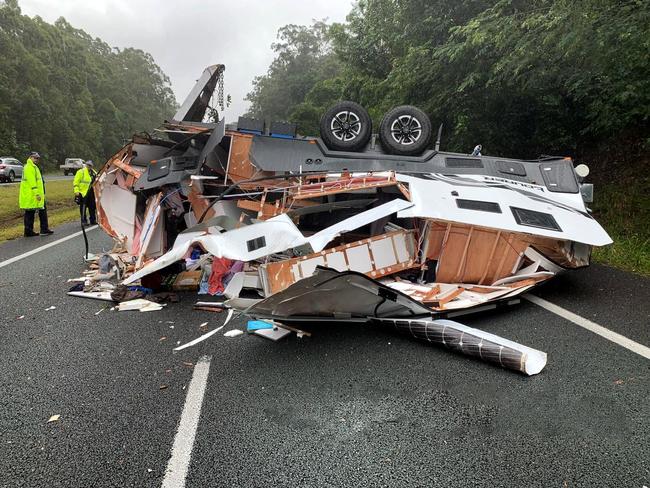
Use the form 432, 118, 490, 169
92, 65, 611, 375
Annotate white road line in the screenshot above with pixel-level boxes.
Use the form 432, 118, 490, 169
524, 294, 650, 360
162, 355, 212, 488
0, 226, 97, 269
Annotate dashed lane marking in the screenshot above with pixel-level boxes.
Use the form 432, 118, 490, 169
161, 355, 212, 488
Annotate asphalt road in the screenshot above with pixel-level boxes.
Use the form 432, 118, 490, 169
0, 174, 73, 187
0, 224, 648, 487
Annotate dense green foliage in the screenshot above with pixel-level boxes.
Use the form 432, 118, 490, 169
0, 0, 176, 169
246, 0, 649, 162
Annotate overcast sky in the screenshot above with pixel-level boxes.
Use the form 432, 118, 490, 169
19, 0, 353, 121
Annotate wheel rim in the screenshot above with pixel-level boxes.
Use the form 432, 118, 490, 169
390, 115, 422, 145
9, 172, 14, 182
330, 111, 362, 142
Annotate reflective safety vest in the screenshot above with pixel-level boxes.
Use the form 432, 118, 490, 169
73, 167, 96, 197
19, 158, 45, 209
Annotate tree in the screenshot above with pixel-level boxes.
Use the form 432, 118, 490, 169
0, 1, 177, 168
245, 20, 341, 128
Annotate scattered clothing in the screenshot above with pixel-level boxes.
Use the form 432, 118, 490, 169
207, 257, 232, 295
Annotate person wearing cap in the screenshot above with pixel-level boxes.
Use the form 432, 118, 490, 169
19, 152, 52, 236
73, 160, 97, 225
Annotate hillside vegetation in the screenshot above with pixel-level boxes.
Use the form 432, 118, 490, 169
0, 0, 177, 170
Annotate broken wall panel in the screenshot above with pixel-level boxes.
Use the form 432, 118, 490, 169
421, 220, 529, 285
224, 132, 274, 186
434, 225, 526, 285
259, 230, 418, 295
136, 192, 164, 267
97, 183, 138, 252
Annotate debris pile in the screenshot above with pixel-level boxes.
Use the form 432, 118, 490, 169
68, 65, 612, 375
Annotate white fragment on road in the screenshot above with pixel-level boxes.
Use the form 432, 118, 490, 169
0, 226, 99, 269
117, 299, 163, 312
45, 306, 56, 311
525, 294, 650, 360
173, 325, 225, 352
47, 415, 60, 423
224, 329, 243, 338
161, 355, 211, 488
17, 315, 25, 320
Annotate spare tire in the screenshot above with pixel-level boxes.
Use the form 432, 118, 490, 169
320, 101, 372, 152
379, 105, 432, 156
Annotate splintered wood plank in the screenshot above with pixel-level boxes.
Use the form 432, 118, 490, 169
236, 198, 282, 220
291, 174, 398, 199
427, 286, 464, 308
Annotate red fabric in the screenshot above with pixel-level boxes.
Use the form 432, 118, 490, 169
208, 257, 232, 295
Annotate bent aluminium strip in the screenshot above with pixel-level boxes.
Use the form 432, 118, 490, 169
373, 317, 547, 375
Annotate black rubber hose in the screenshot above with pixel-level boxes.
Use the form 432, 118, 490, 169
80, 200, 89, 260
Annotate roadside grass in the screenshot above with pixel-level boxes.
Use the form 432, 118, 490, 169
0, 179, 78, 241
591, 177, 650, 276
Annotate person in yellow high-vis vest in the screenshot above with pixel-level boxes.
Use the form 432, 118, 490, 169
19, 152, 52, 237
73, 160, 97, 225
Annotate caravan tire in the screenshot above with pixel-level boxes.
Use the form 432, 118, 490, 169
379, 105, 432, 156
319, 101, 372, 152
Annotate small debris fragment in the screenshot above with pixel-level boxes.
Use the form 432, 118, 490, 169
182, 362, 193, 367
17, 315, 25, 320
173, 325, 225, 351
45, 306, 56, 311
159, 385, 168, 390
247, 320, 273, 332
47, 415, 60, 423
159, 336, 167, 342
253, 326, 291, 341
224, 329, 244, 338
118, 299, 163, 312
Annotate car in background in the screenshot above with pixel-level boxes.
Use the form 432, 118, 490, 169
60, 158, 85, 176
0, 157, 23, 182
